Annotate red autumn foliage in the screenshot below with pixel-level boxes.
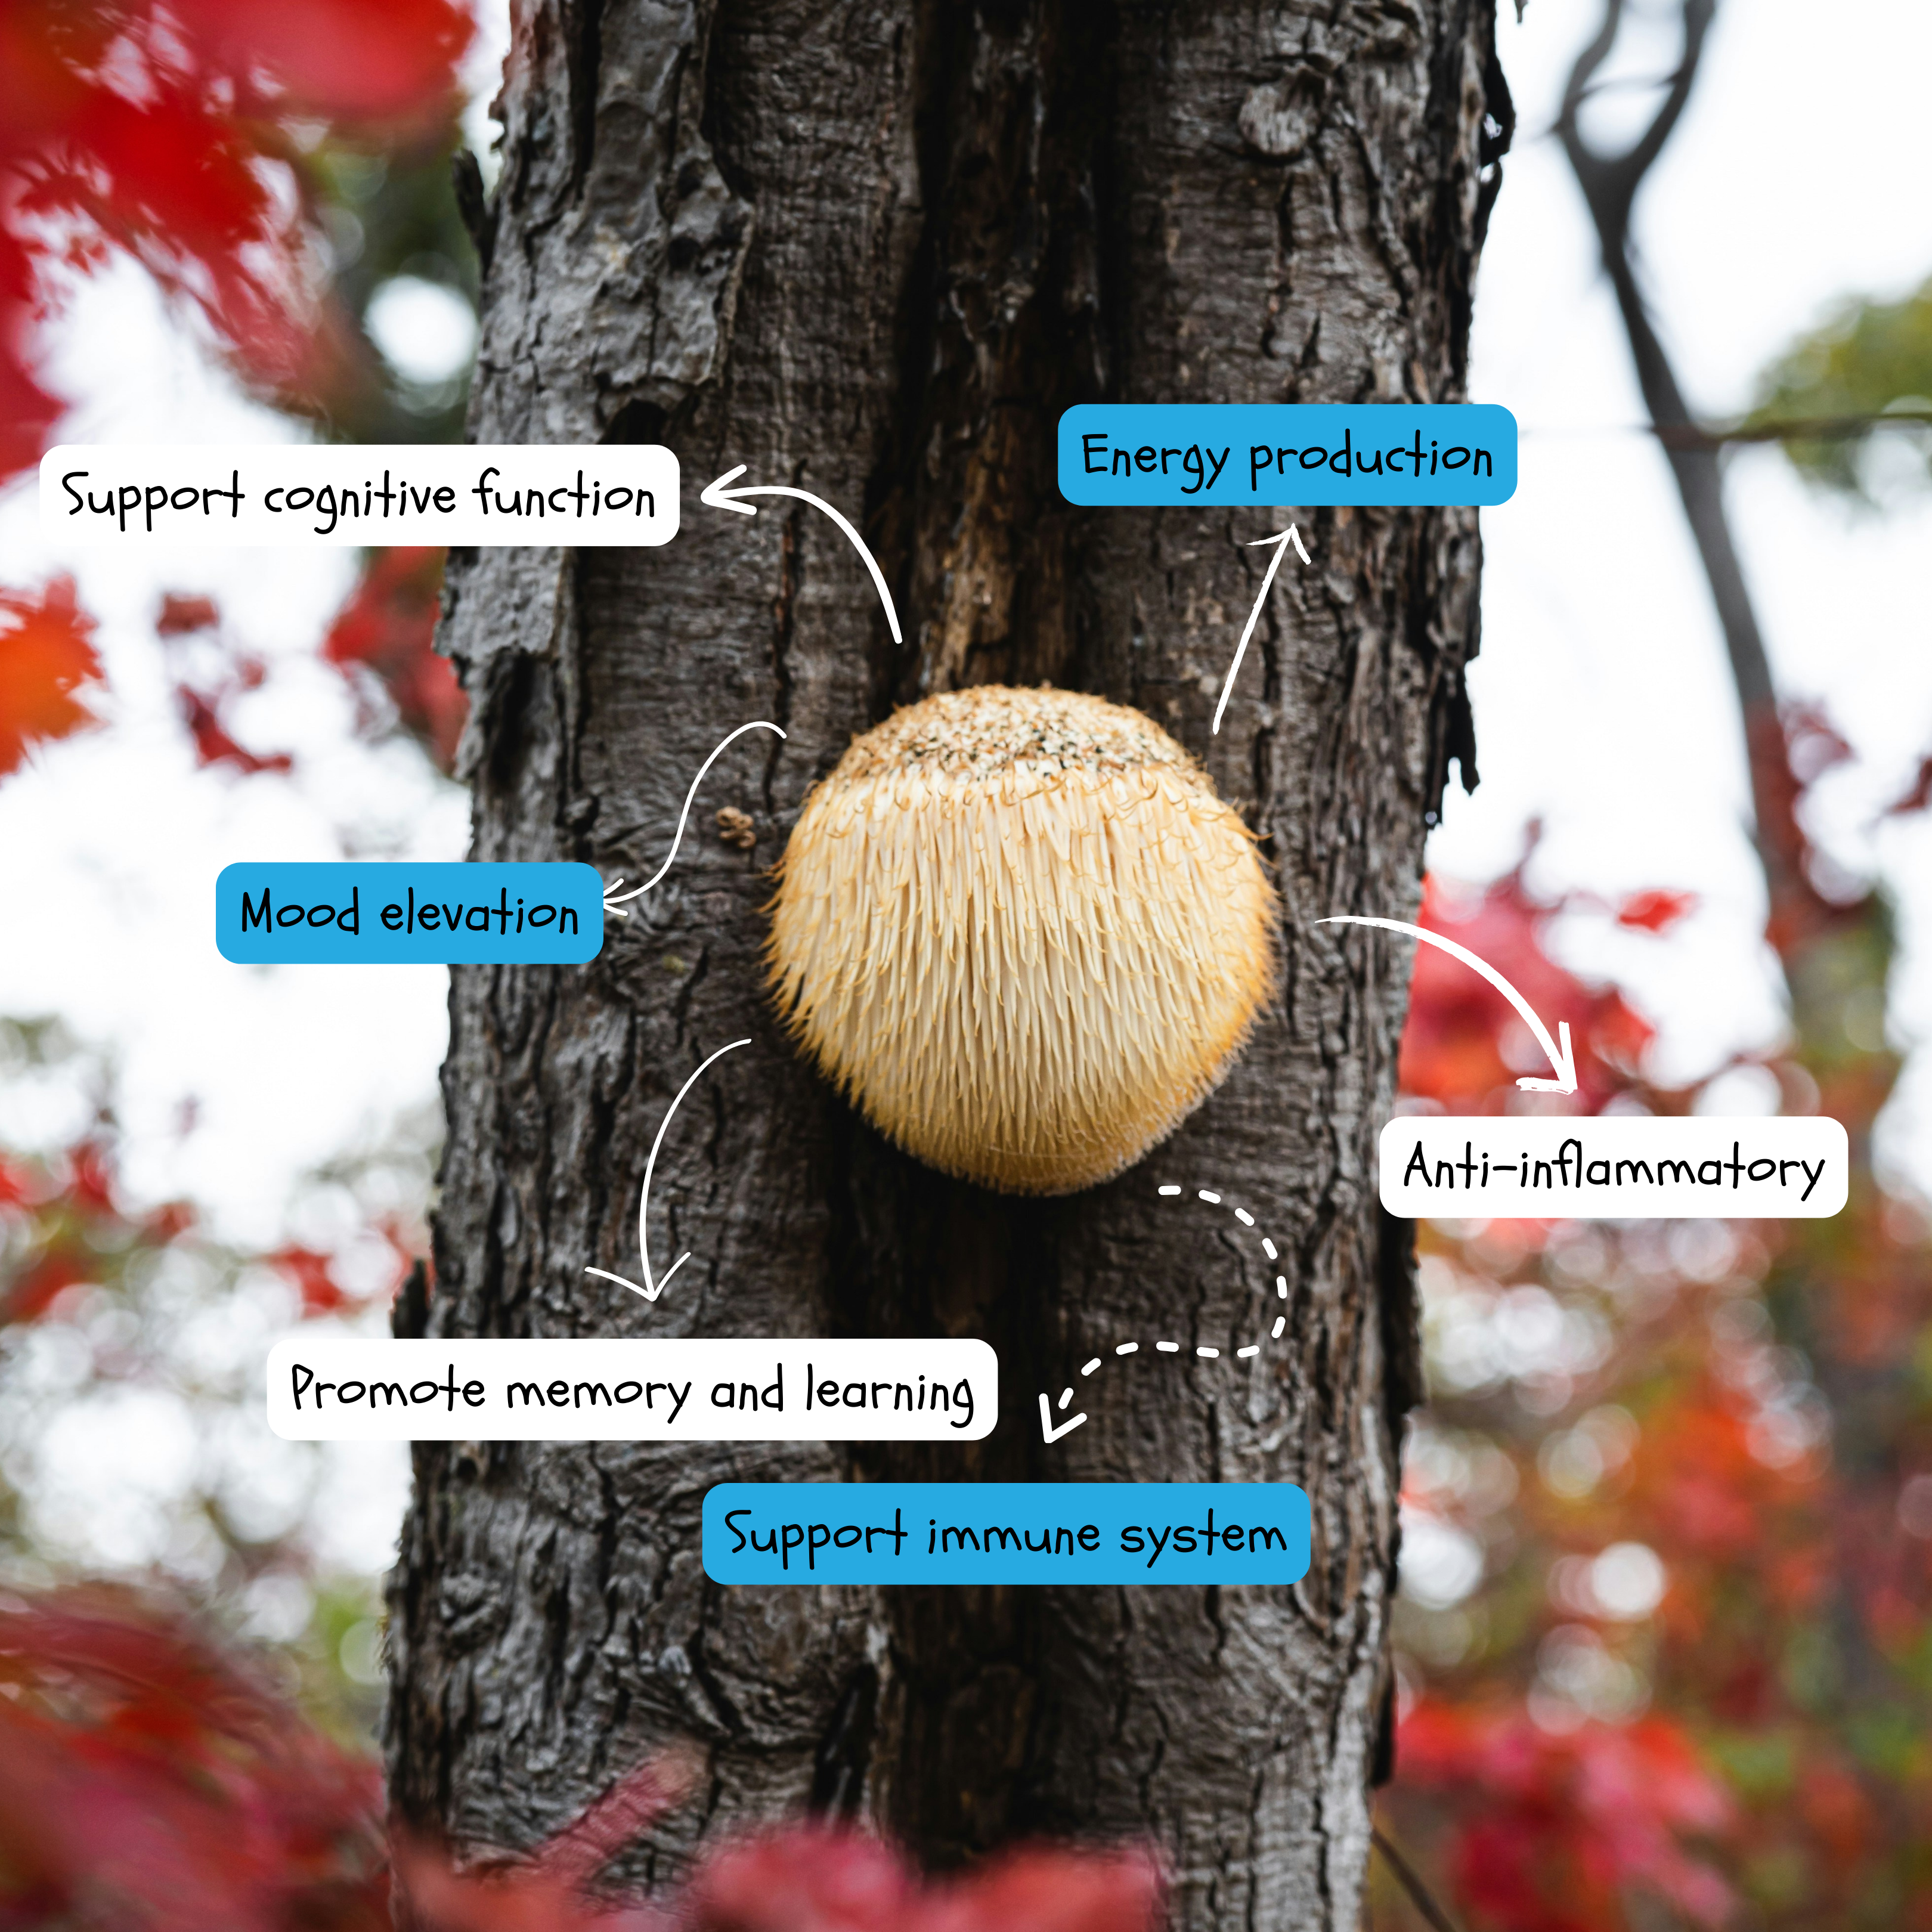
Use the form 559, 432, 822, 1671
321, 546, 466, 772
397, 1825, 1159, 1932
1399, 1701, 1733, 1932
1395, 854, 1659, 1114
3, 1246, 94, 1326
0, 1594, 389, 1930
1623, 1375, 1824, 1576
396, 1785, 1159, 1932
0, 0, 472, 479
0, 1592, 1165, 1932
151, 550, 467, 780
1381, 696, 1932, 1930
0, 1134, 196, 1326
0, 0, 473, 795
0, 575, 103, 776
151, 588, 298, 773
419, 1796, 1159, 1932
672, 1834, 1163, 1932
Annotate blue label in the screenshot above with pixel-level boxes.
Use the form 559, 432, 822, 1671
1058, 403, 1516, 506
215, 863, 605, 963
702, 1482, 1310, 1586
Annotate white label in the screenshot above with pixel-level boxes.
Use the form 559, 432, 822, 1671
266, 1337, 996, 1441
1380, 1116, 1847, 1219
40, 444, 679, 547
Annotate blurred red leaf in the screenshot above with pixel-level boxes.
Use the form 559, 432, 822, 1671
0, 576, 102, 776
184, 0, 472, 125
2, 1246, 91, 1323
159, 593, 294, 774
156, 594, 221, 637
1797, 1759, 1875, 1871
397, 1853, 658, 1932
683, 1833, 1164, 1932
917, 1847, 1163, 1932
401, 1827, 1163, 1932
0, 1593, 390, 1931
0, 1593, 1165, 1932
142, 1199, 197, 1243
174, 682, 294, 775
265, 1244, 354, 1317
527, 1750, 699, 1890
321, 546, 466, 772
66, 1138, 118, 1214
0, 233, 63, 479
1883, 752, 1932, 819
395, 1739, 1163, 1932
1617, 888, 1696, 934
679, 1832, 914, 1932
1399, 1699, 1732, 1932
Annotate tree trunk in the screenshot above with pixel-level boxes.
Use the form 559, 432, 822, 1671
385, 4, 1502, 1926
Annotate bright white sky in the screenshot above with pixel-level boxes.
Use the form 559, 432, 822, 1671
1442, 0, 1932, 1178
0, 1, 1928, 1575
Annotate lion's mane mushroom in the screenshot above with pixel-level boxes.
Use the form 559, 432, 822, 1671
767, 685, 1275, 1194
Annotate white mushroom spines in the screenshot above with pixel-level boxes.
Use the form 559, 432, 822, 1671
767, 685, 1277, 1195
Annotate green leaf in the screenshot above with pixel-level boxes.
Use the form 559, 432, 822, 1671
1750, 277, 1932, 501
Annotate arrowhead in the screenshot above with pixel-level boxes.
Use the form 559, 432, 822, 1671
1516, 1020, 1580, 1095
1247, 524, 1311, 564
584, 1265, 658, 1301
701, 464, 757, 515
1038, 1393, 1088, 1444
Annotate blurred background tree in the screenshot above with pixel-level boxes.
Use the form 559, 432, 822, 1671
1372, 2, 1932, 1927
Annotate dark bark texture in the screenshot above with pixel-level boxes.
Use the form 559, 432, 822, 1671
386, 4, 1501, 1926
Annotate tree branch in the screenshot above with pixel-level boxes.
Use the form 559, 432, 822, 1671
1556, 0, 1802, 921
1371, 1827, 1466, 1932
1657, 408, 1932, 450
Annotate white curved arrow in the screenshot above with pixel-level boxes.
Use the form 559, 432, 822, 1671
701, 465, 903, 645
1317, 915, 1578, 1094
1213, 525, 1311, 735
603, 720, 787, 915
585, 1038, 750, 1301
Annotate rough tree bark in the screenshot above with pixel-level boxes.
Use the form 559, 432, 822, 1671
386, 5, 1506, 1927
